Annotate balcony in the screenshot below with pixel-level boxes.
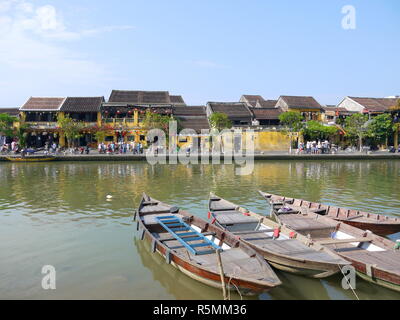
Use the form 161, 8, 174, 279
26, 121, 98, 130
26, 122, 58, 130
102, 118, 140, 128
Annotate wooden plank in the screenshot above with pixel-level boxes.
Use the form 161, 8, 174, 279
344, 214, 364, 221
233, 229, 274, 235
317, 237, 373, 245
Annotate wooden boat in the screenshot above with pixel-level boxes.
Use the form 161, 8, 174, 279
6, 155, 56, 162
208, 193, 351, 279
258, 192, 400, 236
260, 191, 400, 292
134, 193, 282, 295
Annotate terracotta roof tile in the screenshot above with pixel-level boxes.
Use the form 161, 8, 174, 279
173, 106, 206, 117
20, 97, 65, 111
208, 102, 253, 119
256, 100, 278, 108
108, 90, 171, 104
349, 97, 399, 112
251, 107, 283, 120
0, 108, 20, 116
280, 96, 322, 110
60, 97, 104, 112
170, 95, 186, 105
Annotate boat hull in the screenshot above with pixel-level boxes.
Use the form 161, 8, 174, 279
269, 203, 400, 293
209, 196, 348, 280
356, 271, 400, 293
6, 156, 56, 162
140, 225, 275, 295
338, 219, 400, 237
246, 243, 340, 279
340, 255, 400, 293
261, 191, 400, 236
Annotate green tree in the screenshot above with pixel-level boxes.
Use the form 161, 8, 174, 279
57, 115, 84, 148
91, 124, 113, 144
142, 112, 180, 148
0, 113, 17, 137
344, 113, 369, 151
303, 120, 338, 141
367, 114, 393, 147
209, 112, 232, 131
279, 112, 304, 153
142, 112, 179, 134
279, 111, 304, 133
15, 124, 30, 148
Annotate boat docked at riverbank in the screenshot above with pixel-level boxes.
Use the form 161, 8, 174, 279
208, 193, 351, 279
260, 191, 400, 292
134, 193, 281, 295
5, 155, 56, 162
258, 192, 400, 236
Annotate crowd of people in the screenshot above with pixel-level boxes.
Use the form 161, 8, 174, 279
97, 141, 144, 155
1, 140, 23, 154
297, 140, 336, 154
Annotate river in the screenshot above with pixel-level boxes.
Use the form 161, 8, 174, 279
0, 160, 399, 300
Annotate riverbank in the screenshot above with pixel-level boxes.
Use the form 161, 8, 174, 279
1, 153, 400, 162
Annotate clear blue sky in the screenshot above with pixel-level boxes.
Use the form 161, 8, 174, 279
0, 0, 399, 107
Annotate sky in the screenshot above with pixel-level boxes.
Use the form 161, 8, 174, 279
0, 0, 399, 107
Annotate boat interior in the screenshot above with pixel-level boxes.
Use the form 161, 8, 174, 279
139, 198, 275, 282
210, 196, 347, 265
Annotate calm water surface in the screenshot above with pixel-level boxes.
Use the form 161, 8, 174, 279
0, 160, 399, 300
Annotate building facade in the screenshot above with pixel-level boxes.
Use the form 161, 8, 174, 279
19, 97, 103, 148
275, 95, 323, 121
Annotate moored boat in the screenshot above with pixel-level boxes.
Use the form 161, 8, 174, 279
208, 193, 351, 279
6, 155, 56, 162
260, 191, 400, 292
135, 193, 282, 295
258, 191, 400, 236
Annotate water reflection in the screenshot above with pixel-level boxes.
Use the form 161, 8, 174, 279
0, 161, 400, 299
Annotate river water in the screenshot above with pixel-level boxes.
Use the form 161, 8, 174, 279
0, 160, 399, 300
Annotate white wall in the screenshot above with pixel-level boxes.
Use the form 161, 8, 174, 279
337, 97, 364, 113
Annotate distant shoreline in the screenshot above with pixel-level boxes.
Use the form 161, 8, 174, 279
1, 153, 400, 162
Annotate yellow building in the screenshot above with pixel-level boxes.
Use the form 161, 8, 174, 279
19, 97, 104, 148
101, 90, 188, 145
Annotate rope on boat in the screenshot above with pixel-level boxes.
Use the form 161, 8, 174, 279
338, 264, 360, 301
227, 266, 243, 301
332, 239, 360, 301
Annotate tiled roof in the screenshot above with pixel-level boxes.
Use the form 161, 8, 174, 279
108, 90, 171, 104
173, 106, 206, 117
174, 106, 209, 133
178, 117, 210, 133
280, 96, 323, 110
251, 107, 283, 120
0, 108, 20, 116
349, 97, 399, 113
60, 97, 104, 112
20, 97, 65, 111
241, 95, 265, 107
170, 95, 186, 105
208, 102, 253, 119
256, 100, 278, 108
